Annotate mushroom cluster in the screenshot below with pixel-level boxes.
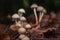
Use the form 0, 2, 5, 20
12, 8, 31, 40
11, 4, 47, 40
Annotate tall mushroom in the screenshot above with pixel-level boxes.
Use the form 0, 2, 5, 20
31, 4, 38, 24
37, 6, 44, 22
36, 6, 46, 29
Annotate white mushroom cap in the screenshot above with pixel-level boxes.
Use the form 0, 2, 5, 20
18, 27, 26, 34
31, 4, 38, 8
20, 16, 26, 21
22, 36, 30, 40
25, 24, 31, 29
19, 34, 26, 39
12, 14, 19, 19
18, 8, 25, 13
37, 6, 44, 11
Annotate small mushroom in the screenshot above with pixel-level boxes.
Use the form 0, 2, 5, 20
20, 16, 26, 21
12, 13, 19, 19
12, 13, 19, 23
25, 24, 31, 29
18, 8, 25, 17
18, 27, 26, 34
21, 36, 30, 40
19, 34, 26, 39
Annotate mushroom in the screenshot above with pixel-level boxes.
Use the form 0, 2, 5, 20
18, 8, 25, 17
35, 6, 46, 29
15, 21, 22, 28
21, 36, 30, 40
20, 16, 26, 21
16, 22, 22, 28
20, 16, 27, 26
37, 6, 46, 22
18, 27, 26, 34
19, 34, 26, 39
25, 24, 31, 29
31, 4, 38, 23
37, 6, 44, 11
12, 13, 19, 23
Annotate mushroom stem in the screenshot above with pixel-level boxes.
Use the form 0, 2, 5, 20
33, 8, 38, 23
15, 19, 18, 24
35, 12, 44, 29
39, 12, 44, 22
18, 13, 22, 17
39, 12, 42, 22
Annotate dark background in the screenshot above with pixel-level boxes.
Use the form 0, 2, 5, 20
0, 0, 60, 17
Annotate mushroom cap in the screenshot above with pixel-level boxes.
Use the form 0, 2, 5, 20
19, 34, 26, 39
25, 24, 31, 29
31, 4, 38, 8
18, 8, 25, 13
18, 27, 26, 34
12, 14, 19, 18
22, 36, 30, 40
20, 16, 26, 21
37, 6, 44, 11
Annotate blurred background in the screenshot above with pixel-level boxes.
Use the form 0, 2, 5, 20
0, 0, 60, 16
